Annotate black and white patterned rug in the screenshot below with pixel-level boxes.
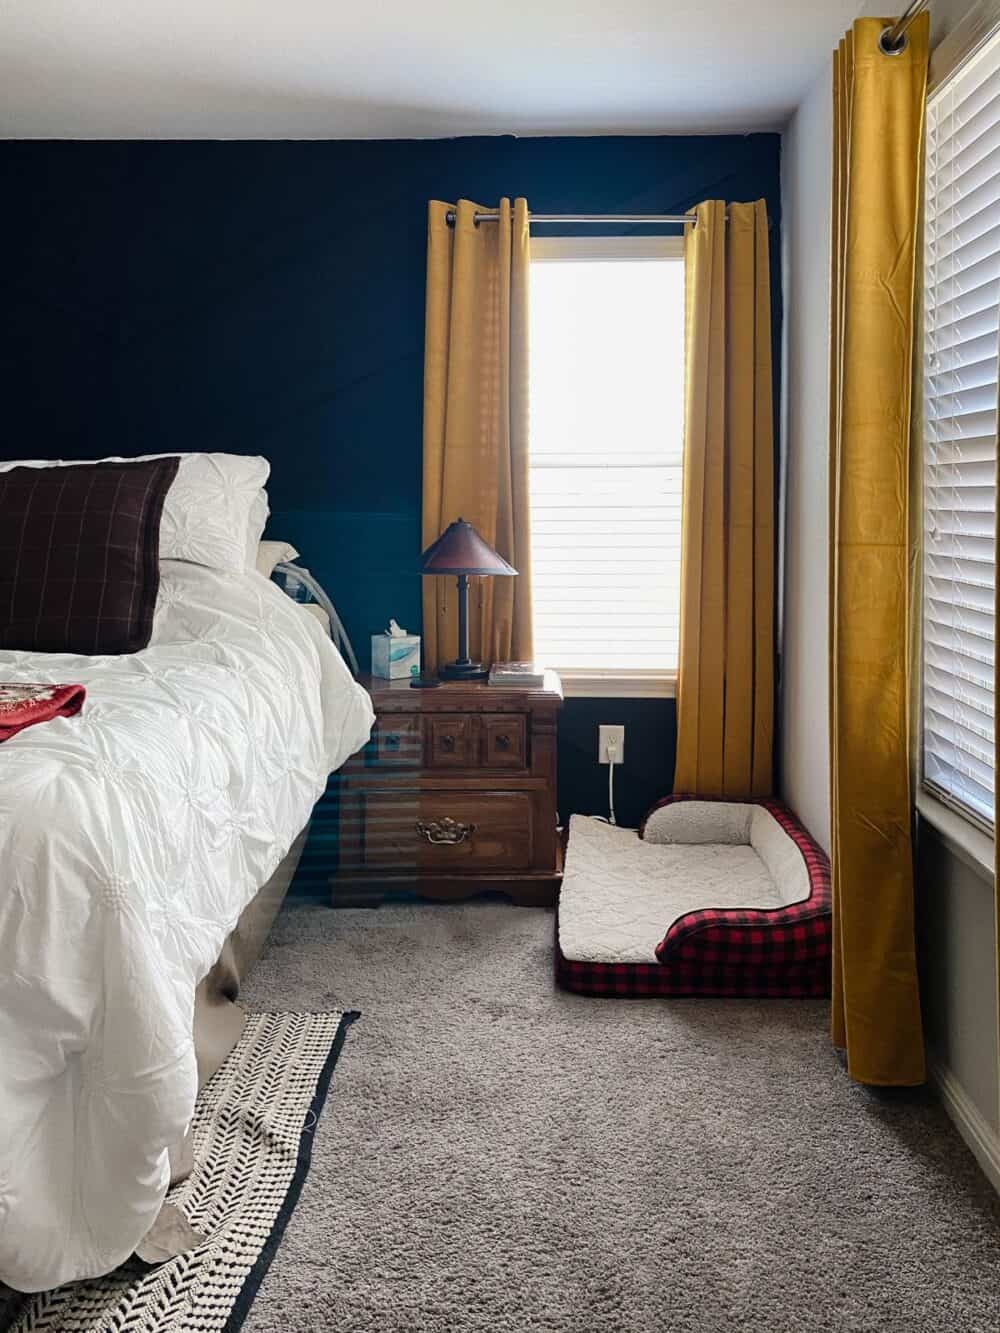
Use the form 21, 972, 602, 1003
1, 1010, 356, 1333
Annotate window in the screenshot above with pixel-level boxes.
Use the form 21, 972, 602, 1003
528, 234, 685, 696
921, 25, 1000, 829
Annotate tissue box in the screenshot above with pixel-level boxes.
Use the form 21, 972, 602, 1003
371, 632, 421, 680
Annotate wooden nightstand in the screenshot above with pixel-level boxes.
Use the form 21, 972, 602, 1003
332, 671, 563, 907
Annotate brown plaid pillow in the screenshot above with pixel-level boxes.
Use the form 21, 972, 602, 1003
0, 457, 180, 654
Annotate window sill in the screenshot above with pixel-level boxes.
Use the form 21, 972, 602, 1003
557, 670, 677, 699
915, 789, 994, 882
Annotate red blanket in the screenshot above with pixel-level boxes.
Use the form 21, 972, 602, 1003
0, 683, 86, 741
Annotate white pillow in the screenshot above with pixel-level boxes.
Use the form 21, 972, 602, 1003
147, 453, 269, 572
0, 453, 269, 574
256, 539, 299, 577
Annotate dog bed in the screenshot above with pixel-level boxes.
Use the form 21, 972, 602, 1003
555, 795, 831, 998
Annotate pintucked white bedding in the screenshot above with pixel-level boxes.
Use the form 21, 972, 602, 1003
0, 561, 374, 1292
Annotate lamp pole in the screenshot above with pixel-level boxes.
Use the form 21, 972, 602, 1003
456, 572, 470, 668
441, 571, 485, 678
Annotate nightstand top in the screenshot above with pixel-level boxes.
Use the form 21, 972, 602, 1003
357, 669, 563, 707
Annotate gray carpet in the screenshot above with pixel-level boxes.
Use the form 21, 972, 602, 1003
241, 900, 1000, 1333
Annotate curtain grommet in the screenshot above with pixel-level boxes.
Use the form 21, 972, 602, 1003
879, 25, 908, 56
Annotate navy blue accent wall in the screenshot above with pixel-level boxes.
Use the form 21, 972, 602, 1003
558, 696, 678, 831
0, 134, 781, 832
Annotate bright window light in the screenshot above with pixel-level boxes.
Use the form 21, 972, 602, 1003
529, 235, 685, 676
920, 25, 1000, 830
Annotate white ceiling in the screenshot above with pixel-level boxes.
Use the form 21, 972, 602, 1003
0, 0, 865, 139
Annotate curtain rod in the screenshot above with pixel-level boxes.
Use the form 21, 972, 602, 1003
881, 0, 929, 54
443, 209, 776, 228
445, 211, 703, 226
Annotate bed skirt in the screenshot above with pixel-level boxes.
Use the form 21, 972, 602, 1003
166, 826, 309, 1186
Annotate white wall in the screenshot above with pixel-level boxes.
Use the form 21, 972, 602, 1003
779, 69, 833, 853
917, 833, 999, 1141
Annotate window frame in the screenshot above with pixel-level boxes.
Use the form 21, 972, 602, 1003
528, 230, 685, 700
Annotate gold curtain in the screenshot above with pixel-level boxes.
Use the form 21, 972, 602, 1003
829, 16, 929, 1086
674, 199, 775, 798
422, 198, 532, 672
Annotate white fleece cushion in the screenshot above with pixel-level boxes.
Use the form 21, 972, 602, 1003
643, 800, 754, 845
749, 806, 811, 905
560, 809, 812, 965
559, 815, 783, 964
0, 453, 269, 573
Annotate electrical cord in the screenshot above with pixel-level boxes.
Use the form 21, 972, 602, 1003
273, 561, 361, 677
607, 739, 618, 825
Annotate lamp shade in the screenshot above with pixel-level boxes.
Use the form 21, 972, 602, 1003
419, 518, 517, 577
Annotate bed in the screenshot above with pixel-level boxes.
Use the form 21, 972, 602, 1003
555, 797, 831, 999
0, 461, 374, 1293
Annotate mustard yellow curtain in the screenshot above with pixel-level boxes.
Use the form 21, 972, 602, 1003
674, 199, 775, 799
422, 198, 532, 672
829, 16, 929, 1086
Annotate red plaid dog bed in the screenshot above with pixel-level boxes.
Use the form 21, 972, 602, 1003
556, 795, 831, 999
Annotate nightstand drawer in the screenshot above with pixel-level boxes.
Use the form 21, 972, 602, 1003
373, 715, 422, 767
360, 791, 533, 871
427, 714, 477, 767
481, 714, 527, 768
333, 671, 562, 906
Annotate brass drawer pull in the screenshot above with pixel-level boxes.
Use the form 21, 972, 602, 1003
416, 817, 477, 845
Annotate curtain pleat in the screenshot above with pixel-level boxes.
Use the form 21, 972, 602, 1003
829, 16, 929, 1086
422, 198, 532, 671
674, 198, 774, 799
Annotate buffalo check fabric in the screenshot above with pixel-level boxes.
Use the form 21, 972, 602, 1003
554, 937, 830, 998
0, 458, 178, 655
556, 795, 831, 999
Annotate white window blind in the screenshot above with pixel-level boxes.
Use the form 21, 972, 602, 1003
922, 25, 1000, 828
528, 235, 684, 686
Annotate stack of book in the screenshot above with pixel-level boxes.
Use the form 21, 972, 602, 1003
488, 661, 547, 688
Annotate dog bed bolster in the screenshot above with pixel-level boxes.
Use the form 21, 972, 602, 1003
639, 795, 831, 969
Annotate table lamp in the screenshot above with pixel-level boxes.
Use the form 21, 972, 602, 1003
419, 518, 517, 680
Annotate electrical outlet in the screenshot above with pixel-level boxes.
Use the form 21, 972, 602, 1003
598, 724, 625, 765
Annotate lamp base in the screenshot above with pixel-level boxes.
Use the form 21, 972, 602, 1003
439, 659, 489, 681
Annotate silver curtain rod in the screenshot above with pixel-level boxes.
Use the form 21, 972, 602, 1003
881, 0, 929, 54
445, 211, 698, 226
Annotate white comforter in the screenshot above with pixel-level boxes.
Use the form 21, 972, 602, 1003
0, 562, 374, 1292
